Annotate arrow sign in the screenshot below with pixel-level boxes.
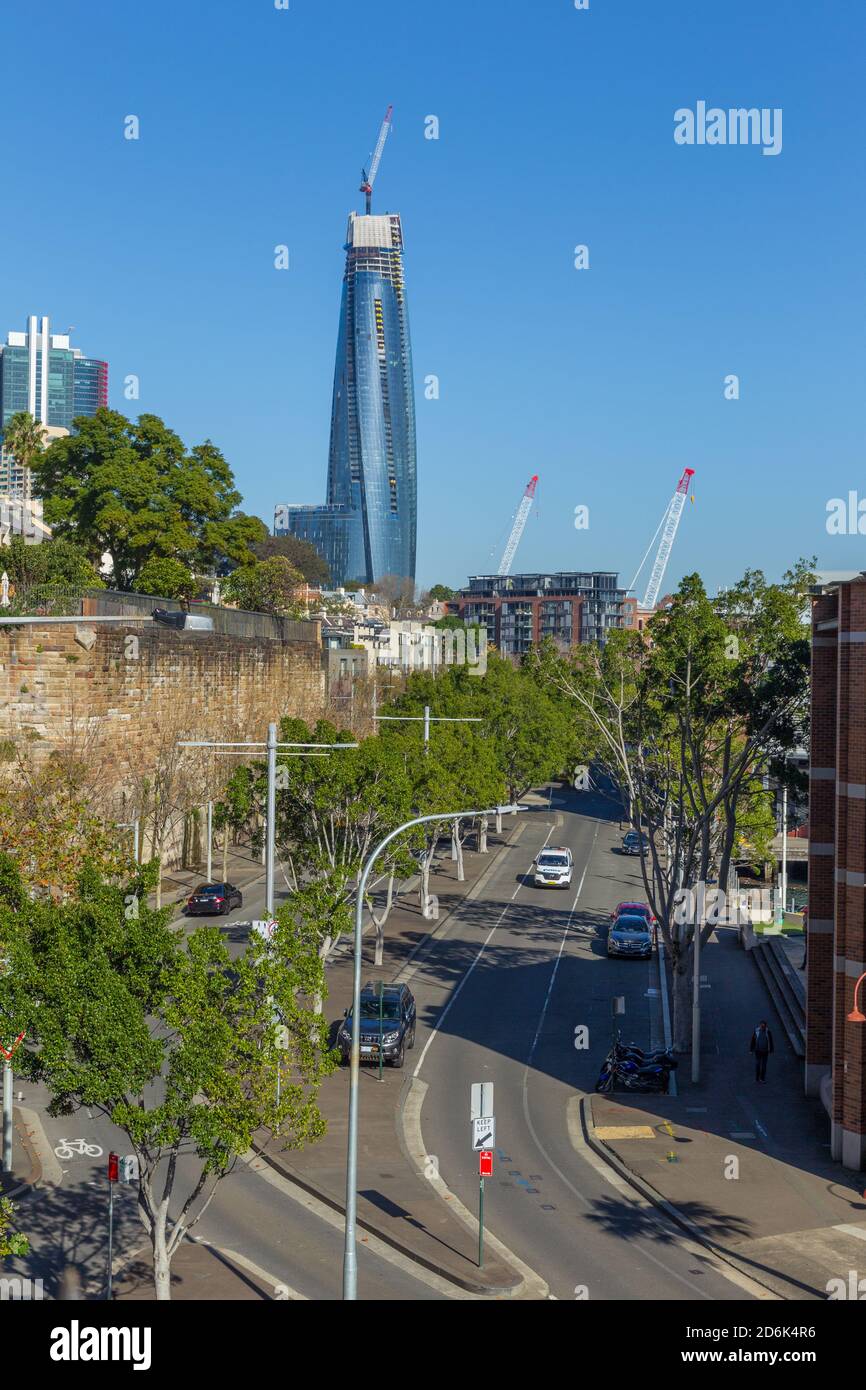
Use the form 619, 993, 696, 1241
472, 1115, 496, 1151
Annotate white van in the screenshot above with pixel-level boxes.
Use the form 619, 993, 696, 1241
533, 846, 574, 889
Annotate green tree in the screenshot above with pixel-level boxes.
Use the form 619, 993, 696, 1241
0, 861, 335, 1300
250, 534, 330, 586
133, 557, 197, 601
2, 412, 46, 479
221, 557, 306, 615
537, 565, 812, 1048
0, 1197, 28, 1260
32, 410, 267, 588
427, 584, 456, 601
1, 535, 104, 590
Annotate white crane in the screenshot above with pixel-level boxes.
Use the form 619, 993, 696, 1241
360, 105, 393, 215
497, 475, 539, 576
630, 467, 695, 609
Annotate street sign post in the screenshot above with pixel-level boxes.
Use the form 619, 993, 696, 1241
107, 1152, 119, 1300
470, 1082, 493, 1120
470, 1082, 496, 1270
472, 1115, 496, 1151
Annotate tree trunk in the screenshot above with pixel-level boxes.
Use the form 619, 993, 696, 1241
670, 946, 692, 1053
373, 874, 394, 966
495, 809, 502, 834
152, 1215, 171, 1301
478, 817, 488, 854
454, 822, 465, 882
420, 854, 434, 919
222, 827, 229, 881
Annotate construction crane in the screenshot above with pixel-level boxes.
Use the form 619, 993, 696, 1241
360, 105, 394, 215
497, 475, 539, 576
631, 467, 695, 610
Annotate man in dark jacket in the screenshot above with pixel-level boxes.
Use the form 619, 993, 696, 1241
750, 1020, 774, 1081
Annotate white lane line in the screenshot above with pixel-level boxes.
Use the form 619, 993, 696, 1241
517, 822, 732, 1302
243, 1151, 472, 1299
411, 827, 555, 1078
527, 828, 597, 1066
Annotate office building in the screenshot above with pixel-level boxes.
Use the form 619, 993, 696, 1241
278, 211, 418, 586
454, 572, 629, 657
0, 316, 108, 497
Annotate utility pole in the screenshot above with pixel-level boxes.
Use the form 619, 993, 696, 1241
178, 732, 358, 918
206, 801, 213, 883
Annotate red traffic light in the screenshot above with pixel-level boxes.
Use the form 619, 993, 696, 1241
108, 1152, 119, 1182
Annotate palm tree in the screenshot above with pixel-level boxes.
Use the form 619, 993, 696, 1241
2, 411, 47, 484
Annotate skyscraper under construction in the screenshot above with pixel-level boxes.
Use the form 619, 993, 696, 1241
277, 109, 418, 586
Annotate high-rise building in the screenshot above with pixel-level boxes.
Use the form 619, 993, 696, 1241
0, 316, 108, 498
278, 211, 418, 586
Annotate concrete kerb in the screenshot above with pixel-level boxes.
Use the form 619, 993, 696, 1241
578, 1095, 788, 1301
398, 1077, 545, 1299
252, 821, 535, 1297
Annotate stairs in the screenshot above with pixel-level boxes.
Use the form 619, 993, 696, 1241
751, 936, 806, 1057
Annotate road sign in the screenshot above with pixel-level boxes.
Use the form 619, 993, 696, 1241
472, 1115, 496, 1151
118, 1154, 139, 1184
251, 919, 278, 941
479, 1150, 493, 1177
470, 1082, 494, 1120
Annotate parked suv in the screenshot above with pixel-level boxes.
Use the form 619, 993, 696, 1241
533, 846, 574, 889
621, 831, 648, 857
607, 912, 654, 959
186, 882, 243, 915
338, 982, 417, 1068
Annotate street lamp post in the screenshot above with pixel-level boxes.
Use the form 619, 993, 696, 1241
847, 973, 866, 1024
342, 802, 525, 1301
179, 730, 359, 918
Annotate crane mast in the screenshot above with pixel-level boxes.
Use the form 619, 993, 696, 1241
497, 475, 539, 576
641, 467, 695, 609
360, 105, 393, 215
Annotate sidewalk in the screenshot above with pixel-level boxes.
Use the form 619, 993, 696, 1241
586, 924, 866, 1300
255, 817, 533, 1296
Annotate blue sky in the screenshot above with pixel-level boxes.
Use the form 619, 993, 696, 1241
3, 0, 863, 593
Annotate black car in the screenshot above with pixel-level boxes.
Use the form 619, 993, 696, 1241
621, 831, 648, 857
186, 882, 243, 915
337, 982, 417, 1068
608, 912, 654, 958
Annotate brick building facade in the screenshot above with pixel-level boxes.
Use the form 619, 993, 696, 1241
807, 574, 866, 1170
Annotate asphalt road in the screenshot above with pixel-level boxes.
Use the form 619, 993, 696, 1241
412, 782, 753, 1301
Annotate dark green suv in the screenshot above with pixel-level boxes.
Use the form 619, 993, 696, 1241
338, 981, 417, 1068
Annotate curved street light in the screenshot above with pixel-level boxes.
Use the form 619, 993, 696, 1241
342, 803, 526, 1300
847, 972, 866, 1024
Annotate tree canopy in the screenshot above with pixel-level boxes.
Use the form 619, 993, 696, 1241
250, 534, 331, 586
32, 410, 267, 589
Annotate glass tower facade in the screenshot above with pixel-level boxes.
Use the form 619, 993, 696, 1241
0, 317, 108, 497
278, 212, 418, 587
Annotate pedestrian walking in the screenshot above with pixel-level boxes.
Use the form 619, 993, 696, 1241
749, 1019, 774, 1082
801, 904, 808, 971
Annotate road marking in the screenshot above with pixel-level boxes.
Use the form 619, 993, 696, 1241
411, 831, 554, 1079
243, 1150, 474, 1299
834, 1224, 866, 1242
187, 1233, 308, 1300
566, 1100, 775, 1301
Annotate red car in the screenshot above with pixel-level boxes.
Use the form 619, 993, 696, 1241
610, 901, 656, 927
